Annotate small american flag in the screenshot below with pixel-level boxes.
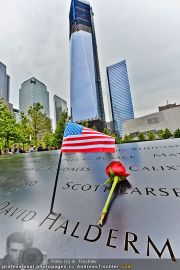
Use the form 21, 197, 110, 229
61, 122, 115, 153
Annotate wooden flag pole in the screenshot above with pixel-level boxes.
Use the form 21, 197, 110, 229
50, 152, 62, 213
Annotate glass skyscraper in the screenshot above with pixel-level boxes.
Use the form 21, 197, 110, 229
107, 60, 134, 137
19, 77, 50, 116
53, 95, 67, 128
0, 62, 10, 102
69, 0, 105, 128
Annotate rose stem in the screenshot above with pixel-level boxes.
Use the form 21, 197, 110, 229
98, 175, 119, 226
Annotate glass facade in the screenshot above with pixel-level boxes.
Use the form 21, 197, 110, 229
13, 108, 21, 123
19, 77, 50, 116
69, 0, 105, 123
0, 62, 10, 102
53, 95, 67, 128
107, 60, 134, 137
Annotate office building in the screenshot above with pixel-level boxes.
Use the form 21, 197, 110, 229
69, 0, 105, 130
13, 108, 21, 123
107, 60, 134, 136
53, 95, 67, 128
0, 62, 10, 102
19, 77, 50, 116
123, 106, 180, 138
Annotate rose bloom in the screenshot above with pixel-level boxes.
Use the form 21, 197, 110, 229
105, 161, 130, 177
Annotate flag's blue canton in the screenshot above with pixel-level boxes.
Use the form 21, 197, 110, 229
64, 122, 83, 137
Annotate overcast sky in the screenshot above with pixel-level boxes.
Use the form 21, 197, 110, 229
0, 0, 180, 123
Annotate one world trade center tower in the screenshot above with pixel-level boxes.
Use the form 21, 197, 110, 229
69, 0, 105, 130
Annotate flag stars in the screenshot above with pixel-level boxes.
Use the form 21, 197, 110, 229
64, 122, 86, 137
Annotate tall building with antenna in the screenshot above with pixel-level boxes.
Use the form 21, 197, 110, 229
69, 0, 105, 130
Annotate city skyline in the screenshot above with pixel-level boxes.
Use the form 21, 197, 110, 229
0, 0, 180, 122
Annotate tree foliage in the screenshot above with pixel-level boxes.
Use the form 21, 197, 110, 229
147, 131, 156, 141
115, 136, 122, 144
103, 128, 112, 136
80, 120, 89, 127
42, 131, 55, 147
122, 135, 132, 143
0, 98, 17, 148
174, 129, 180, 138
138, 132, 146, 141
28, 103, 51, 145
157, 129, 164, 139
1, 97, 179, 153
162, 128, 172, 139
53, 111, 69, 148
16, 112, 31, 147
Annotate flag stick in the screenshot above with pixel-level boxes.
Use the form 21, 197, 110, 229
50, 151, 62, 213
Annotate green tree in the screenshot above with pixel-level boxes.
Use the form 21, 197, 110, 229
81, 120, 89, 127
174, 129, 180, 138
42, 131, 54, 147
0, 98, 17, 148
28, 103, 51, 145
103, 128, 122, 144
162, 128, 172, 139
103, 128, 112, 136
147, 131, 156, 141
157, 129, 164, 140
91, 125, 97, 131
115, 136, 122, 144
123, 134, 132, 143
138, 132, 146, 141
16, 112, 31, 149
53, 111, 69, 148
0, 140, 3, 154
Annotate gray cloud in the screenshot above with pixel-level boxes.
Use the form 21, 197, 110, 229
0, 0, 180, 123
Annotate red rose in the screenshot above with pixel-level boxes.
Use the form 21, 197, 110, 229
105, 161, 130, 177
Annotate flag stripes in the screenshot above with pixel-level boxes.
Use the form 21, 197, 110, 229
61, 122, 115, 153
